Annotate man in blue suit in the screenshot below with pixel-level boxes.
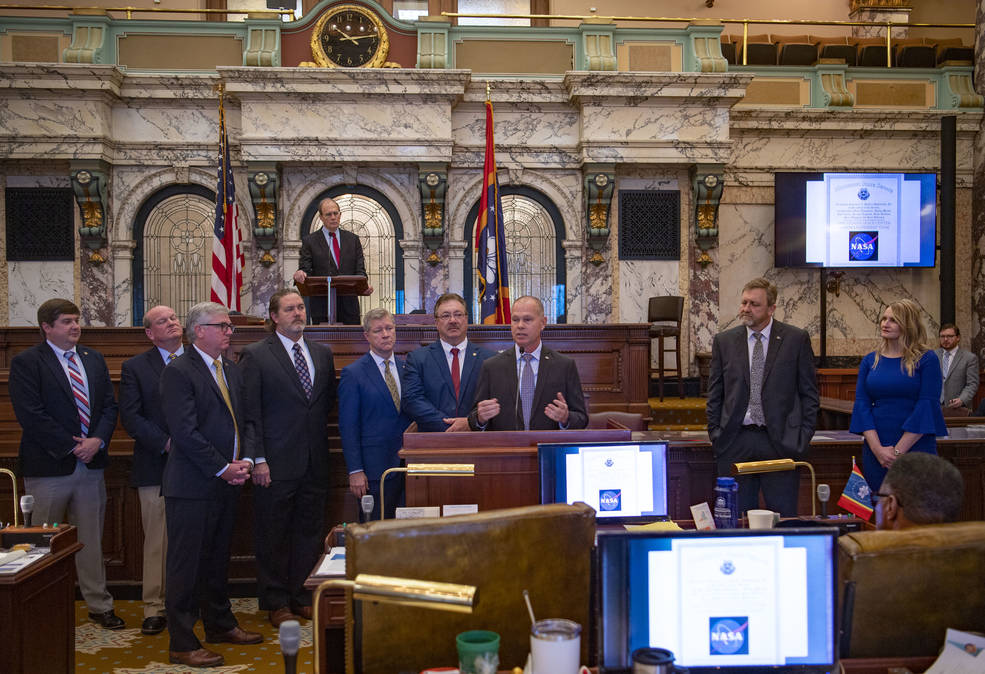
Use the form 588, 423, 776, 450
403, 292, 494, 432
339, 308, 410, 520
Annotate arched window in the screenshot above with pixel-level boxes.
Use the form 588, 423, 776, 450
300, 186, 405, 315
132, 184, 244, 324
463, 186, 567, 323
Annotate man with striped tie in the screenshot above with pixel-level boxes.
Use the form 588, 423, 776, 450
9, 298, 123, 629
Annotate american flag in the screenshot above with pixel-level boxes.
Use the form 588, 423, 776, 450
211, 93, 244, 311
475, 98, 510, 324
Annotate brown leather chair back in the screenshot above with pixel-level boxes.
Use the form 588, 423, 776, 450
343, 503, 596, 674
838, 522, 985, 657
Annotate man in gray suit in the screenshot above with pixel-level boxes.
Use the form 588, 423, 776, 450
706, 277, 819, 516
936, 324, 979, 412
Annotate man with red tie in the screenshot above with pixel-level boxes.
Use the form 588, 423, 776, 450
293, 197, 373, 325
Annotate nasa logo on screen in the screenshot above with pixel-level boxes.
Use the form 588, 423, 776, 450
849, 231, 878, 261
598, 489, 622, 511
858, 187, 870, 200
709, 617, 749, 655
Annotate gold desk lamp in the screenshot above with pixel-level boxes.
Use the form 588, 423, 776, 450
313, 573, 478, 674
732, 458, 817, 517
379, 463, 475, 520
0, 468, 20, 527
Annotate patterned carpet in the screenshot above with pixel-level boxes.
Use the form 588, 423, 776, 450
649, 396, 707, 430
75, 598, 314, 673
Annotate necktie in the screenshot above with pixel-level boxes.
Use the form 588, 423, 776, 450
941, 351, 951, 403
167, 352, 178, 363
519, 353, 535, 430
331, 232, 341, 267
748, 332, 766, 426
213, 358, 240, 459
293, 342, 313, 399
64, 352, 90, 435
384, 359, 400, 412
450, 347, 461, 400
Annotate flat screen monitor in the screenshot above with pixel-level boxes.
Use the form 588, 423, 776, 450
774, 171, 937, 268
538, 441, 669, 523
597, 528, 838, 673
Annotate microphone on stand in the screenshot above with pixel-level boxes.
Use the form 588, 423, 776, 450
279, 619, 300, 674
360, 494, 375, 522
20, 495, 34, 528
817, 484, 830, 519
514, 347, 525, 431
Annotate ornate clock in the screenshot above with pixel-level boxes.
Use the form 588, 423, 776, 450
310, 4, 390, 68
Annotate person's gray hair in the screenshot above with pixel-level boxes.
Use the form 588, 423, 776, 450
883, 452, 964, 524
362, 307, 394, 331
185, 302, 229, 343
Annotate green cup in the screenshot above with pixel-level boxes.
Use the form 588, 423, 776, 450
456, 630, 500, 674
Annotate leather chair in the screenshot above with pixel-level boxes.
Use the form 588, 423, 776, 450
817, 36, 857, 67
720, 34, 737, 65
838, 522, 985, 658
341, 503, 596, 674
857, 36, 891, 67
737, 34, 778, 65
935, 38, 973, 64
776, 34, 818, 66
648, 296, 685, 401
587, 410, 647, 431
894, 37, 936, 68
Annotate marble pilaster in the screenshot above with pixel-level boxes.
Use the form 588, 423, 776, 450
972, 0, 985, 355
8, 262, 74, 325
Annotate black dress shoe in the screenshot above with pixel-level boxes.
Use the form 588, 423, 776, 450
88, 610, 125, 630
141, 615, 167, 635
204, 626, 263, 645
169, 648, 224, 668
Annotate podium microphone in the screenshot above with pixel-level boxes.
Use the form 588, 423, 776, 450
817, 484, 830, 519
279, 619, 300, 674
360, 494, 374, 522
20, 495, 34, 528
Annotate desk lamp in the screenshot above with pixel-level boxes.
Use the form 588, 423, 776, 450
379, 463, 475, 520
0, 468, 20, 527
732, 458, 817, 517
313, 573, 478, 674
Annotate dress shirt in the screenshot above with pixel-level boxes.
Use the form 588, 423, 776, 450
742, 319, 773, 426
192, 344, 249, 475
156, 344, 184, 365
369, 350, 401, 399
47, 340, 96, 453
440, 338, 468, 380
275, 330, 315, 388
515, 342, 543, 380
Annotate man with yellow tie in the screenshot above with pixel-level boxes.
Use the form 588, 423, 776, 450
160, 302, 262, 668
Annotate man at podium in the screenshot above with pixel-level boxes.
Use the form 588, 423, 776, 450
292, 197, 372, 325
469, 295, 588, 431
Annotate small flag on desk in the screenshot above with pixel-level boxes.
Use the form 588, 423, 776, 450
837, 458, 873, 521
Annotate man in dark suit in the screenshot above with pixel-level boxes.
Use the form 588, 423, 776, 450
119, 304, 183, 636
292, 197, 373, 325
339, 308, 411, 520
468, 296, 588, 432
706, 277, 819, 516
936, 324, 979, 412
9, 298, 124, 630
240, 289, 337, 628
160, 301, 261, 668
403, 292, 494, 432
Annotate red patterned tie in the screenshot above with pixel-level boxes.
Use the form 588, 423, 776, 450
331, 232, 341, 267
64, 352, 90, 435
450, 347, 461, 400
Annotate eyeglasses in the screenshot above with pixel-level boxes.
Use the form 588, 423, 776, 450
875, 491, 901, 507
201, 322, 235, 333
436, 312, 467, 321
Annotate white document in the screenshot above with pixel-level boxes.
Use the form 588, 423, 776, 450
315, 547, 346, 577
0, 549, 47, 575
442, 504, 478, 517
395, 506, 441, 519
925, 628, 985, 674
566, 444, 653, 517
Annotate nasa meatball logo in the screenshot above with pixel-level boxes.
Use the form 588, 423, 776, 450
858, 187, 870, 200
709, 617, 749, 655
598, 489, 621, 511
849, 231, 878, 261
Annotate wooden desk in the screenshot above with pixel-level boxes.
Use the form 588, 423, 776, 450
0, 525, 82, 674
840, 656, 936, 673
305, 527, 346, 674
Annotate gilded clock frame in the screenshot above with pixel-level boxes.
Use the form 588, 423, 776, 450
310, 4, 390, 69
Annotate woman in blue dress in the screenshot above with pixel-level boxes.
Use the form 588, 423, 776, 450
849, 299, 947, 493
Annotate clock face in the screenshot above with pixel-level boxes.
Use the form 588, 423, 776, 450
311, 4, 389, 68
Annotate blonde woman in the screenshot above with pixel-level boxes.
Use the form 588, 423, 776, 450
849, 299, 947, 493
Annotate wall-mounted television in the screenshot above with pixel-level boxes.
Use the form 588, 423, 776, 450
774, 172, 937, 268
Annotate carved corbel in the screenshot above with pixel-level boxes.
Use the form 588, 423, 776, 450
248, 167, 278, 267
691, 166, 724, 267
71, 165, 109, 265
584, 168, 615, 266
579, 18, 617, 71
419, 168, 447, 266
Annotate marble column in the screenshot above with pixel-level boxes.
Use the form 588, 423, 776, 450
971, 0, 985, 356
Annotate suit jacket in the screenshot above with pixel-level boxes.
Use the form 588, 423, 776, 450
467, 346, 589, 431
10, 341, 117, 477
119, 346, 171, 487
402, 340, 495, 431
240, 333, 337, 481
936, 347, 980, 408
706, 320, 819, 458
338, 352, 410, 481
298, 228, 366, 325
160, 348, 245, 499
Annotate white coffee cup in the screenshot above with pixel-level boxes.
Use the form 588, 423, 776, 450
747, 509, 776, 529
530, 619, 581, 674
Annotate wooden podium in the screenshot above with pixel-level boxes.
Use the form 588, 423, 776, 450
399, 429, 630, 511
295, 275, 369, 324
0, 525, 82, 673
